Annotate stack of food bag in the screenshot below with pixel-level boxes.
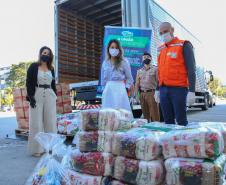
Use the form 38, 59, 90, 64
61, 108, 134, 185
111, 127, 165, 185
160, 126, 226, 185
62, 108, 152, 185
26, 121, 226, 185
57, 112, 81, 135
74, 108, 146, 153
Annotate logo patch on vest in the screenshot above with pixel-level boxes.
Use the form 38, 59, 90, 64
167, 52, 177, 59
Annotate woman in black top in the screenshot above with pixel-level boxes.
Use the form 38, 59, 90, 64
26, 46, 57, 157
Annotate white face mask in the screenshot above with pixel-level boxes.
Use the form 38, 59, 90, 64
109, 48, 119, 57
161, 32, 173, 43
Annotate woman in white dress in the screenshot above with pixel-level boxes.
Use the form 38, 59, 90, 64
101, 39, 134, 112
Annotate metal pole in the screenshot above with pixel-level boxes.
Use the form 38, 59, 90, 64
0, 80, 1, 111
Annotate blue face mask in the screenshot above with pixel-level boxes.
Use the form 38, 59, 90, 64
161, 32, 173, 43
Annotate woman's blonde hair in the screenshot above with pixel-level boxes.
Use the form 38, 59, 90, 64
106, 39, 124, 68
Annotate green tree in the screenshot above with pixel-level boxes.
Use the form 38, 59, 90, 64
5, 61, 33, 88
1, 88, 13, 106
1, 61, 33, 108
208, 78, 222, 94
219, 86, 226, 98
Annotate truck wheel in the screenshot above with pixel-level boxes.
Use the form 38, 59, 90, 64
201, 95, 209, 111
209, 100, 213, 108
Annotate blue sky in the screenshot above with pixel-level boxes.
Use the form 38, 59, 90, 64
0, 0, 225, 84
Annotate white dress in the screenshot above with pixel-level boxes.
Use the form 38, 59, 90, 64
101, 59, 134, 112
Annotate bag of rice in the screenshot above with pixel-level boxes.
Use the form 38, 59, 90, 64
98, 109, 133, 131
188, 122, 226, 153
161, 126, 224, 159
63, 149, 113, 176
165, 154, 226, 185
74, 131, 113, 153
80, 109, 99, 131
68, 170, 110, 185
114, 156, 164, 185
112, 128, 163, 160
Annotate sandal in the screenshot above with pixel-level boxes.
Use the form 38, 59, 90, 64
32, 152, 45, 157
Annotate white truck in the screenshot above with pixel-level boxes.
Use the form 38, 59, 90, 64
54, 0, 213, 116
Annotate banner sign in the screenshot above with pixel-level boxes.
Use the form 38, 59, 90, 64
100, 26, 152, 81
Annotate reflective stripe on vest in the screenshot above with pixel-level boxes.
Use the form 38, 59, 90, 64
158, 37, 189, 87
169, 43, 184, 47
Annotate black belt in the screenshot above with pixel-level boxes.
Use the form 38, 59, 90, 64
140, 89, 155, 93
37, 84, 51, 89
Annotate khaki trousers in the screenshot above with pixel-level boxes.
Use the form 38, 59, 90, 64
140, 91, 160, 122
28, 87, 57, 155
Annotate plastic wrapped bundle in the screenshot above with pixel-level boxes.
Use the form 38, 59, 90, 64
114, 156, 164, 185
131, 119, 148, 128
57, 111, 81, 135
57, 119, 80, 135
165, 154, 226, 185
80, 109, 99, 131
118, 109, 134, 120
112, 128, 163, 160
57, 112, 81, 121
188, 122, 226, 153
74, 131, 113, 152
64, 150, 113, 176
161, 127, 224, 159
98, 109, 133, 131
64, 112, 81, 120
25, 132, 70, 185
142, 122, 184, 132
57, 114, 64, 122
108, 180, 132, 185
68, 170, 111, 185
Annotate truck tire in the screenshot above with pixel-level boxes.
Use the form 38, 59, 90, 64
201, 94, 209, 111
209, 100, 213, 108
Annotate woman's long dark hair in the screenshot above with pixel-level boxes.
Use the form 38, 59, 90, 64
106, 39, 124, 68
38, 46, 54, 70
